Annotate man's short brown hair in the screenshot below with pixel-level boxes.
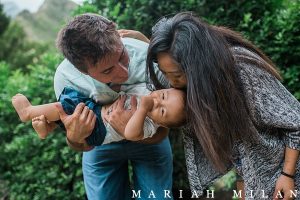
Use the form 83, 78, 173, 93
56, 13, 120, 72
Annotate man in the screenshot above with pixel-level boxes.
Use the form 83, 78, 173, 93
54, 13, 173, 199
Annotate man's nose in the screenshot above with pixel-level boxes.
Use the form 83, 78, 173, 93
115, 63, 128, 76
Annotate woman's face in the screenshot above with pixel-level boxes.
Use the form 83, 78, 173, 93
157, 52, 187, 89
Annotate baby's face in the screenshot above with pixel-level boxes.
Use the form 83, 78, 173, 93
147, 88, 185, 127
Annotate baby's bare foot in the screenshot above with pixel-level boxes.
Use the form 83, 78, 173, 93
12, 94, 32, 122
32, 115, 49, 139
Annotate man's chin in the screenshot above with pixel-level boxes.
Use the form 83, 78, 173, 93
113, 76, 129, 84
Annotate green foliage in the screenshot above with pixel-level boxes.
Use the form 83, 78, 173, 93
209, 170, 237, 192
201, 0, 284, 26
91, 0, 207, 37
0, 3, 9, 36
0, 22, 49, 71
72, 1, 99, 15
169, 129, 190, 189
282, 66, 300, 99
0, 53, 85, 199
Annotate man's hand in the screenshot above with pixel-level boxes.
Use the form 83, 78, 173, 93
56, 103, 96, 144
104, 95, 137, 135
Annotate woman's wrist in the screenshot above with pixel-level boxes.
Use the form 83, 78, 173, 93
282, 165, 296, 176
282, 147, 298, 176
281, 171, 295, 179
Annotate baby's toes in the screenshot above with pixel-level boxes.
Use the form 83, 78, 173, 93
40, 115, 46, 121
32, 117, 38, 122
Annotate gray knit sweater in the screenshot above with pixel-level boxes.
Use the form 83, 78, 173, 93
183, 47, 300, 199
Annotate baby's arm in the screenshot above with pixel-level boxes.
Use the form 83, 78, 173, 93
124, 96, 153, 141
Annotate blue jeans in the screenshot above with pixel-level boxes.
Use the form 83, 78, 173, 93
82, 137, 173, 200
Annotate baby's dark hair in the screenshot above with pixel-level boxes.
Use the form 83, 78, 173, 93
165, 89, 186, 128
167, 115, 186, 128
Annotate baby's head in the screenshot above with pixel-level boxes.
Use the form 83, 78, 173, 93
147, 88, 186, 128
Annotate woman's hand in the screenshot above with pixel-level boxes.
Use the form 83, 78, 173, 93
118, 29, 150, 43
273, 175, 295, 200
273, 147, 299, 199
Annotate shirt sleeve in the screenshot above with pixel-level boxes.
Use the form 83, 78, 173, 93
54, 60, 71, 100
142, 117, 160, 139
102, 123, 125, 144
238, 63, 300, 150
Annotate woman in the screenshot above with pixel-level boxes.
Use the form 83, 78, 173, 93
121, 12, 300, 199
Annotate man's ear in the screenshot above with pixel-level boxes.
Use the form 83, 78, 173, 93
79, 69, 88, 75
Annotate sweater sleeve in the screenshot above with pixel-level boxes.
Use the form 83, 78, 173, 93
238, 63, 300, 150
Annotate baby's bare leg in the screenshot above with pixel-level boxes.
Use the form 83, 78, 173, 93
12, 94, 32, 122
32, 115, 57, 139
12, 94, 61, 122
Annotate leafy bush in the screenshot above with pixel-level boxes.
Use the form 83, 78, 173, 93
0, 53, 85, 199
0, 3, 9, 36
0, 22, 49, 72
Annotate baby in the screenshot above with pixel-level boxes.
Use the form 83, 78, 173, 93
12, 84, 186, 149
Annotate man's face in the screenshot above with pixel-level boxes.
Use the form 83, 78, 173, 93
86, 44, 130, 84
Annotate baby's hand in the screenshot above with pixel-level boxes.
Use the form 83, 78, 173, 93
140, 96, 154, 112
118, 29, 150, 43
118, 29, 142, 38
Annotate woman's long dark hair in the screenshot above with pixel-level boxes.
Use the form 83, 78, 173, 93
146, 12, 281, 172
